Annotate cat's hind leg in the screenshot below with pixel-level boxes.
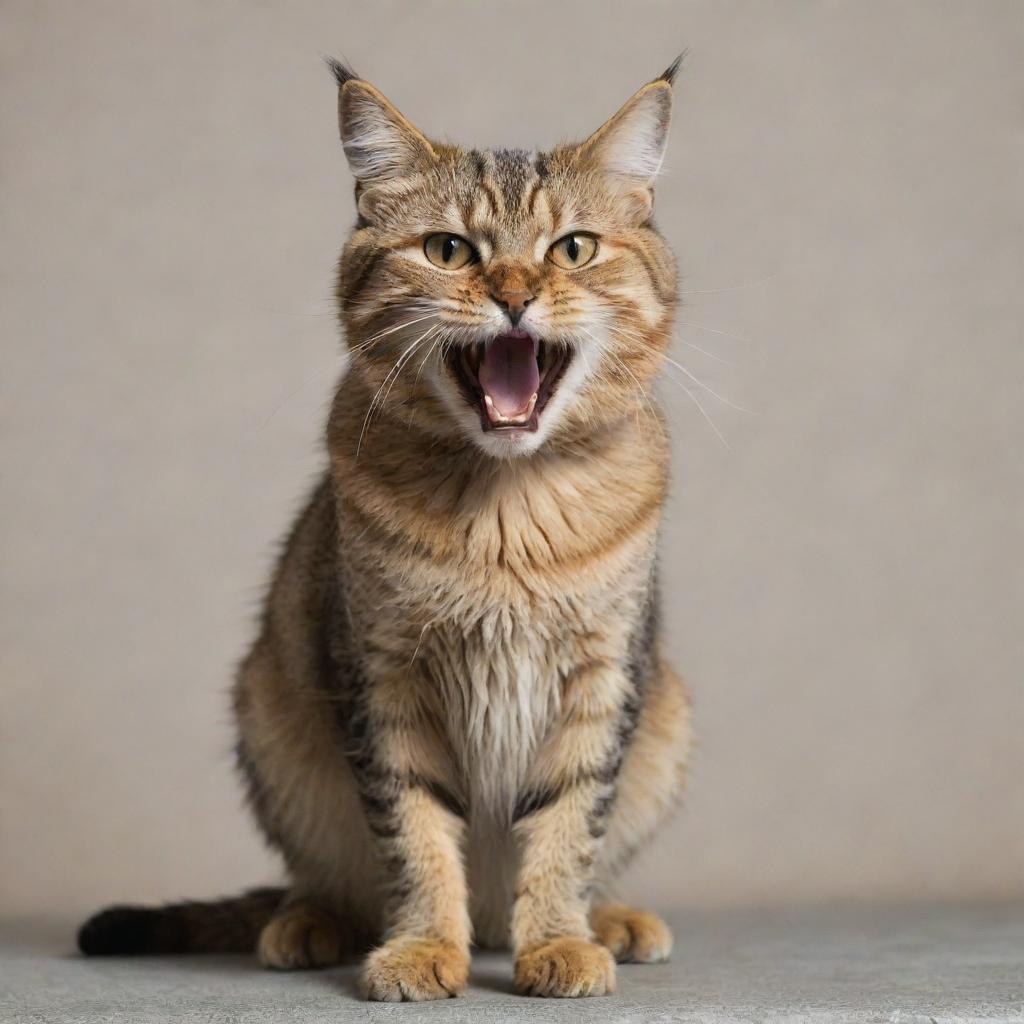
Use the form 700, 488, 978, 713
257, 898, 359, 969
589, 904, 672, 963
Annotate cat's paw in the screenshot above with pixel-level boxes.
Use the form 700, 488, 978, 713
361, 937, 469, 1001
514, 936, 616, 997
591, 904, 673, 963
257, 904, 346, 969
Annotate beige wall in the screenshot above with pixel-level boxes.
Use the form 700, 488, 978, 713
2, 1, 1022, 920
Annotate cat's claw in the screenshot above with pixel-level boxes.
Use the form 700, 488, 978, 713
362, 938, 469, 1001
514, 937, 616, 997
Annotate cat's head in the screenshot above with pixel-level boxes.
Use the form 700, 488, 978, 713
333, 58, 679, 458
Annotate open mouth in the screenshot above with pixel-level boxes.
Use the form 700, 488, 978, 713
447, 330, 572, 433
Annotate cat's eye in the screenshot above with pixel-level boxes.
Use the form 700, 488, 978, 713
547, 233, 598, 270
424, 233, 476, 271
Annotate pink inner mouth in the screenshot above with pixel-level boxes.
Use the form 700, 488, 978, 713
477, 330, 540, 419
448, 335, 572, 434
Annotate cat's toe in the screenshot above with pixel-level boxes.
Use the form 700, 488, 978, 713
257, 904, 345, 969
361, 938, 469, 1001
591, 904, 673, 963
514, 937, 616, 997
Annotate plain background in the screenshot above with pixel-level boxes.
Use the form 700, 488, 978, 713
2, 1, 1022, 923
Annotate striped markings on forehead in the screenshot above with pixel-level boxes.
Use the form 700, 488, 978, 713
463, 149, 563, 252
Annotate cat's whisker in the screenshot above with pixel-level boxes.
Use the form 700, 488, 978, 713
592, 299, 750, 356
611, 361, 659, 440
676, 321, 753, 344
590, 309, 743, 408
356, 324, 440, 457
585, 315, 735, 447
404, 335, 445, 430
412, 330, 446, 391
671, 377, 732, 450
348, 311, 440, 355
345, 293, 437, 317
678, 339, 732, 365
577, 323, 665, 442
381, 325, 441, 407
657, 353, 752, 414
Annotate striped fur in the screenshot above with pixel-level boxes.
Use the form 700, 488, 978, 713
78, 59, 692, 1001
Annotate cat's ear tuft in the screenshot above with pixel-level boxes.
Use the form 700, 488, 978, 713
331, 67, 435, 187
324, 56, 358, 88
576, 58, 682, 219
658, 51, 687, 86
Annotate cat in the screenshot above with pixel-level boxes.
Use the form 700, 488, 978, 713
77, 55, 692, 1001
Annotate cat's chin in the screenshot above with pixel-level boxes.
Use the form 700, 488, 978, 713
445, 336, 573, 437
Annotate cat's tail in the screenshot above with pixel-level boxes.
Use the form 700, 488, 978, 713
77, 887, 287, 955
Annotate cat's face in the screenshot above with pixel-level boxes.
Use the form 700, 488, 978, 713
334, 60, 679, 458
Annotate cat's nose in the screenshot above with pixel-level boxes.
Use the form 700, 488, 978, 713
494, 290, 534, 327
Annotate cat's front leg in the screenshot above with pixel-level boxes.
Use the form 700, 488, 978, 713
347, 687, 471, 1001
509, 664, 631, 998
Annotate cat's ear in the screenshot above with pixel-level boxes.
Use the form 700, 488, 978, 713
327, 58, 435, 187
576, 55, 682, 220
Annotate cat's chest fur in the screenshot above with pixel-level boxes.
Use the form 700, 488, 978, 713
338, 447, 660, 811
392, 533, 650, 814
423, 597, 581, 812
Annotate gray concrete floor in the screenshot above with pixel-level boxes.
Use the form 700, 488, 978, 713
1, 906, 1021, 1023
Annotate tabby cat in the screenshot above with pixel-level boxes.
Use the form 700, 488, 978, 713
78, 56, 692, 1001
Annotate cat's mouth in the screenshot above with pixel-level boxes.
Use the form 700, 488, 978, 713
447, 331, 572, 433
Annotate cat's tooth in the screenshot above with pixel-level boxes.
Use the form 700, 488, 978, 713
483, 392, 538, 425
483, 393, 503, 424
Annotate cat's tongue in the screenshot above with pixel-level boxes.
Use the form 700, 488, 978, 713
478, 331, 540, 420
